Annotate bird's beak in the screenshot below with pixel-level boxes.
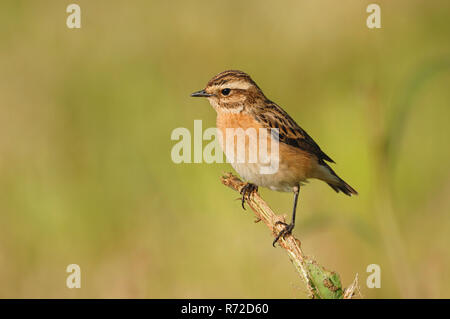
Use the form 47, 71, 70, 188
190, 90, 213, 98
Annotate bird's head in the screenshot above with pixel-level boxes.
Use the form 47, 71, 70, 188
191, 70, 266, 113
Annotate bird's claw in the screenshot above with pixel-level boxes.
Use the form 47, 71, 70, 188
239, 183, 258, 210
272, 221, 295, 247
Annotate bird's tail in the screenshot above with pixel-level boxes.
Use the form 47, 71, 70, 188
316, 162, 358, 196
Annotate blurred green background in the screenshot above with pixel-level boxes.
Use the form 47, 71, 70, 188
0, 0, 449, 298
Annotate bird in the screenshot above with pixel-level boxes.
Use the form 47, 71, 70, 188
191, 70, 357, 246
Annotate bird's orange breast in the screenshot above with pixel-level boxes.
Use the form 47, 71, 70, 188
216, 111, 319, 185
216, 111, 261, 132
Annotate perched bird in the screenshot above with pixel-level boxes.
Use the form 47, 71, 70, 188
191, 70, 357, 246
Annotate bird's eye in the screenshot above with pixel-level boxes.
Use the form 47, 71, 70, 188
221, 88, 231, 96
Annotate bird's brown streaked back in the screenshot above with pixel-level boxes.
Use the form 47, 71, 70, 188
253, 100, 335, 164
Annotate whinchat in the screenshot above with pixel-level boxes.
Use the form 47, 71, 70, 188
191, 70, 357, 246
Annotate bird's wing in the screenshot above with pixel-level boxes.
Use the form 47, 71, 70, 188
253, 101, 335, 164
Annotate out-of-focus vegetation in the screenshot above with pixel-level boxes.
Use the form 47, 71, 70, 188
0, 0, 449, 298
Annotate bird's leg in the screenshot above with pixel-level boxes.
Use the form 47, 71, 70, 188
239, 183, 258, 210
273, 185, 300, 247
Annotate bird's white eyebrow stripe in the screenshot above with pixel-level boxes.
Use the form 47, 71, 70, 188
211, 80, 252, 90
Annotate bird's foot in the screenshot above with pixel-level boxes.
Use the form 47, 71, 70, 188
239, 183, 258, 210
272, 221, 295, 247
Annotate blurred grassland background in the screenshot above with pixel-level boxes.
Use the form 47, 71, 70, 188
0, 0, 449, 298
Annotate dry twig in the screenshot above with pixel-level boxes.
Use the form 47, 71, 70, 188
221, 172, 359, 299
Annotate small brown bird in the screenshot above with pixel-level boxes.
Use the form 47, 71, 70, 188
191, 70, 357, 246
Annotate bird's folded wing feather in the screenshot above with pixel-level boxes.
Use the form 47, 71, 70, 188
253, 101, 335, 164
